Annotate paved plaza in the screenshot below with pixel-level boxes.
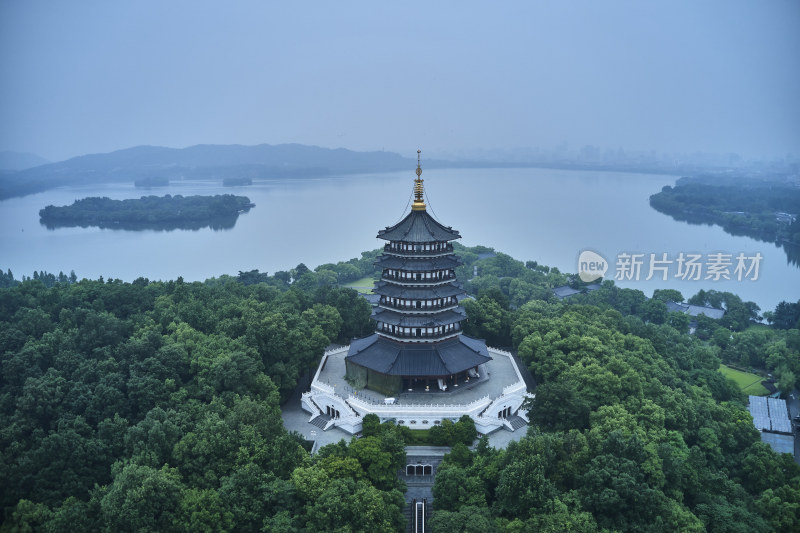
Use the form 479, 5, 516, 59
281, 382, 528, 452
281, 349, 530, 452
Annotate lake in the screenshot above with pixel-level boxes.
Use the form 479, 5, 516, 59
1, 167, 797, 313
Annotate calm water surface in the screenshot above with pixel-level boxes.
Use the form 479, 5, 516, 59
1, 168, 797, 312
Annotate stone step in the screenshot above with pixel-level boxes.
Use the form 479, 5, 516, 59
403, 506, 412, 533
309, 414, 332, 429
508, 415, 527, 430
404, 499, 432, 533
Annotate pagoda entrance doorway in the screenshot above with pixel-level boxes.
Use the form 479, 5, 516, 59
498, 406, 512, 419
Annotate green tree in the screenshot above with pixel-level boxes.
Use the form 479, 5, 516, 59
641, 298, 668, 324
463, 296, 510, 346
348, 436, 402, 491
98, 463, 186, 532
428, 505, 497, 533
495, 454, 557, 518
652, 289, 684, 303
432, 463, 487, 511
302, 478, 404, 533
667, 312, 692, 333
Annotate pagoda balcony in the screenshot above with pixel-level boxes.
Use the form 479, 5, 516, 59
381, 272, 456, 284
376, 325, 462, 342
376, 332, 461, 343
383, 243, 454, 256
377, 323, 462, 336
378, 301, 458, 313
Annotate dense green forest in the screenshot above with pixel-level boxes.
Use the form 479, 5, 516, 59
1, 246, 799, 531
39, 195, 255, 231
649, 176, 800, 264
441, 251, 800, 532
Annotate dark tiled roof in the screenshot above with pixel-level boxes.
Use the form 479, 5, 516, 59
361, 293, 381, 306
666, 300, 726, 319
372, 308, 466, 327
375, 254, 462, 270
373, 281, 464, 299
666, 301, 687, 313
346, 333, 492, 376
377, 210, 461, 243
686, 304, 725, 319
552, 285, 581, 299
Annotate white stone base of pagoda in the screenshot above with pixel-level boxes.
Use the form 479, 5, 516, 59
302, 345, 533, 435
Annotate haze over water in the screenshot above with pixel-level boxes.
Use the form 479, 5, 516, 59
1, 167, 797, 313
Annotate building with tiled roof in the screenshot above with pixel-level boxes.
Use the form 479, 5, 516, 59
301, 152, 530, 436
344, 153, 491, 395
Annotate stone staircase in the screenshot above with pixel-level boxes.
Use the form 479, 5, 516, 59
404, 499, 431, 533
507, 415, 527, 431
309, 414, 332, 430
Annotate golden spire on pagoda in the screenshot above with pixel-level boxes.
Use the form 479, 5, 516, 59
412, 149, 426, 211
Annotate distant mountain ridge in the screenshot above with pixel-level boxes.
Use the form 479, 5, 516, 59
0, 151, 50, 171
0, 143, 414, 199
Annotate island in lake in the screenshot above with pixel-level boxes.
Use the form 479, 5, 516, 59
223, 177, 253, 186
134, 176, 169, 188
39, 194, 255, 231
650, 175, 800, 264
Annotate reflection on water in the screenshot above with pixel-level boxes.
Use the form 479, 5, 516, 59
783, 243, 800, 268
41, 213, 240, 232
651, 207, 800, 266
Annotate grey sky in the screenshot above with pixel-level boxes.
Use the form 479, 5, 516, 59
1, 0, 798, 162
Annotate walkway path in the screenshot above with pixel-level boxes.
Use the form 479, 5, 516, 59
787, 388, 800, 465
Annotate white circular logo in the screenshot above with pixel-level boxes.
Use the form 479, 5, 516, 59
578, 250, 608, 282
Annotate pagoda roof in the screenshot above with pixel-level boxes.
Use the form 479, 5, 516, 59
346, 333, 491, 377
373, 281, 464, 299
377, 210, 461, 243
372, 308, 466, 327
375, 254, 462, 271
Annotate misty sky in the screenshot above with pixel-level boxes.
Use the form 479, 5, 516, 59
1, 1, 798, 162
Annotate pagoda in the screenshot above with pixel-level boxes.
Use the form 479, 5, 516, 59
344, 151, 492, 396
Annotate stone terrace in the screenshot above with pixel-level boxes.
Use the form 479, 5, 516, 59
315, 346, 521, 407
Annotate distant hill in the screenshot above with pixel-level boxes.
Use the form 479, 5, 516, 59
0, 144, 414, 199
0, 151, 50, 171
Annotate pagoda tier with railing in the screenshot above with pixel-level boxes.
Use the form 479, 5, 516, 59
345, 151, 491, 396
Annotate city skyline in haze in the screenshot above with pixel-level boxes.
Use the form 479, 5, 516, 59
1, 1, 798, 163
